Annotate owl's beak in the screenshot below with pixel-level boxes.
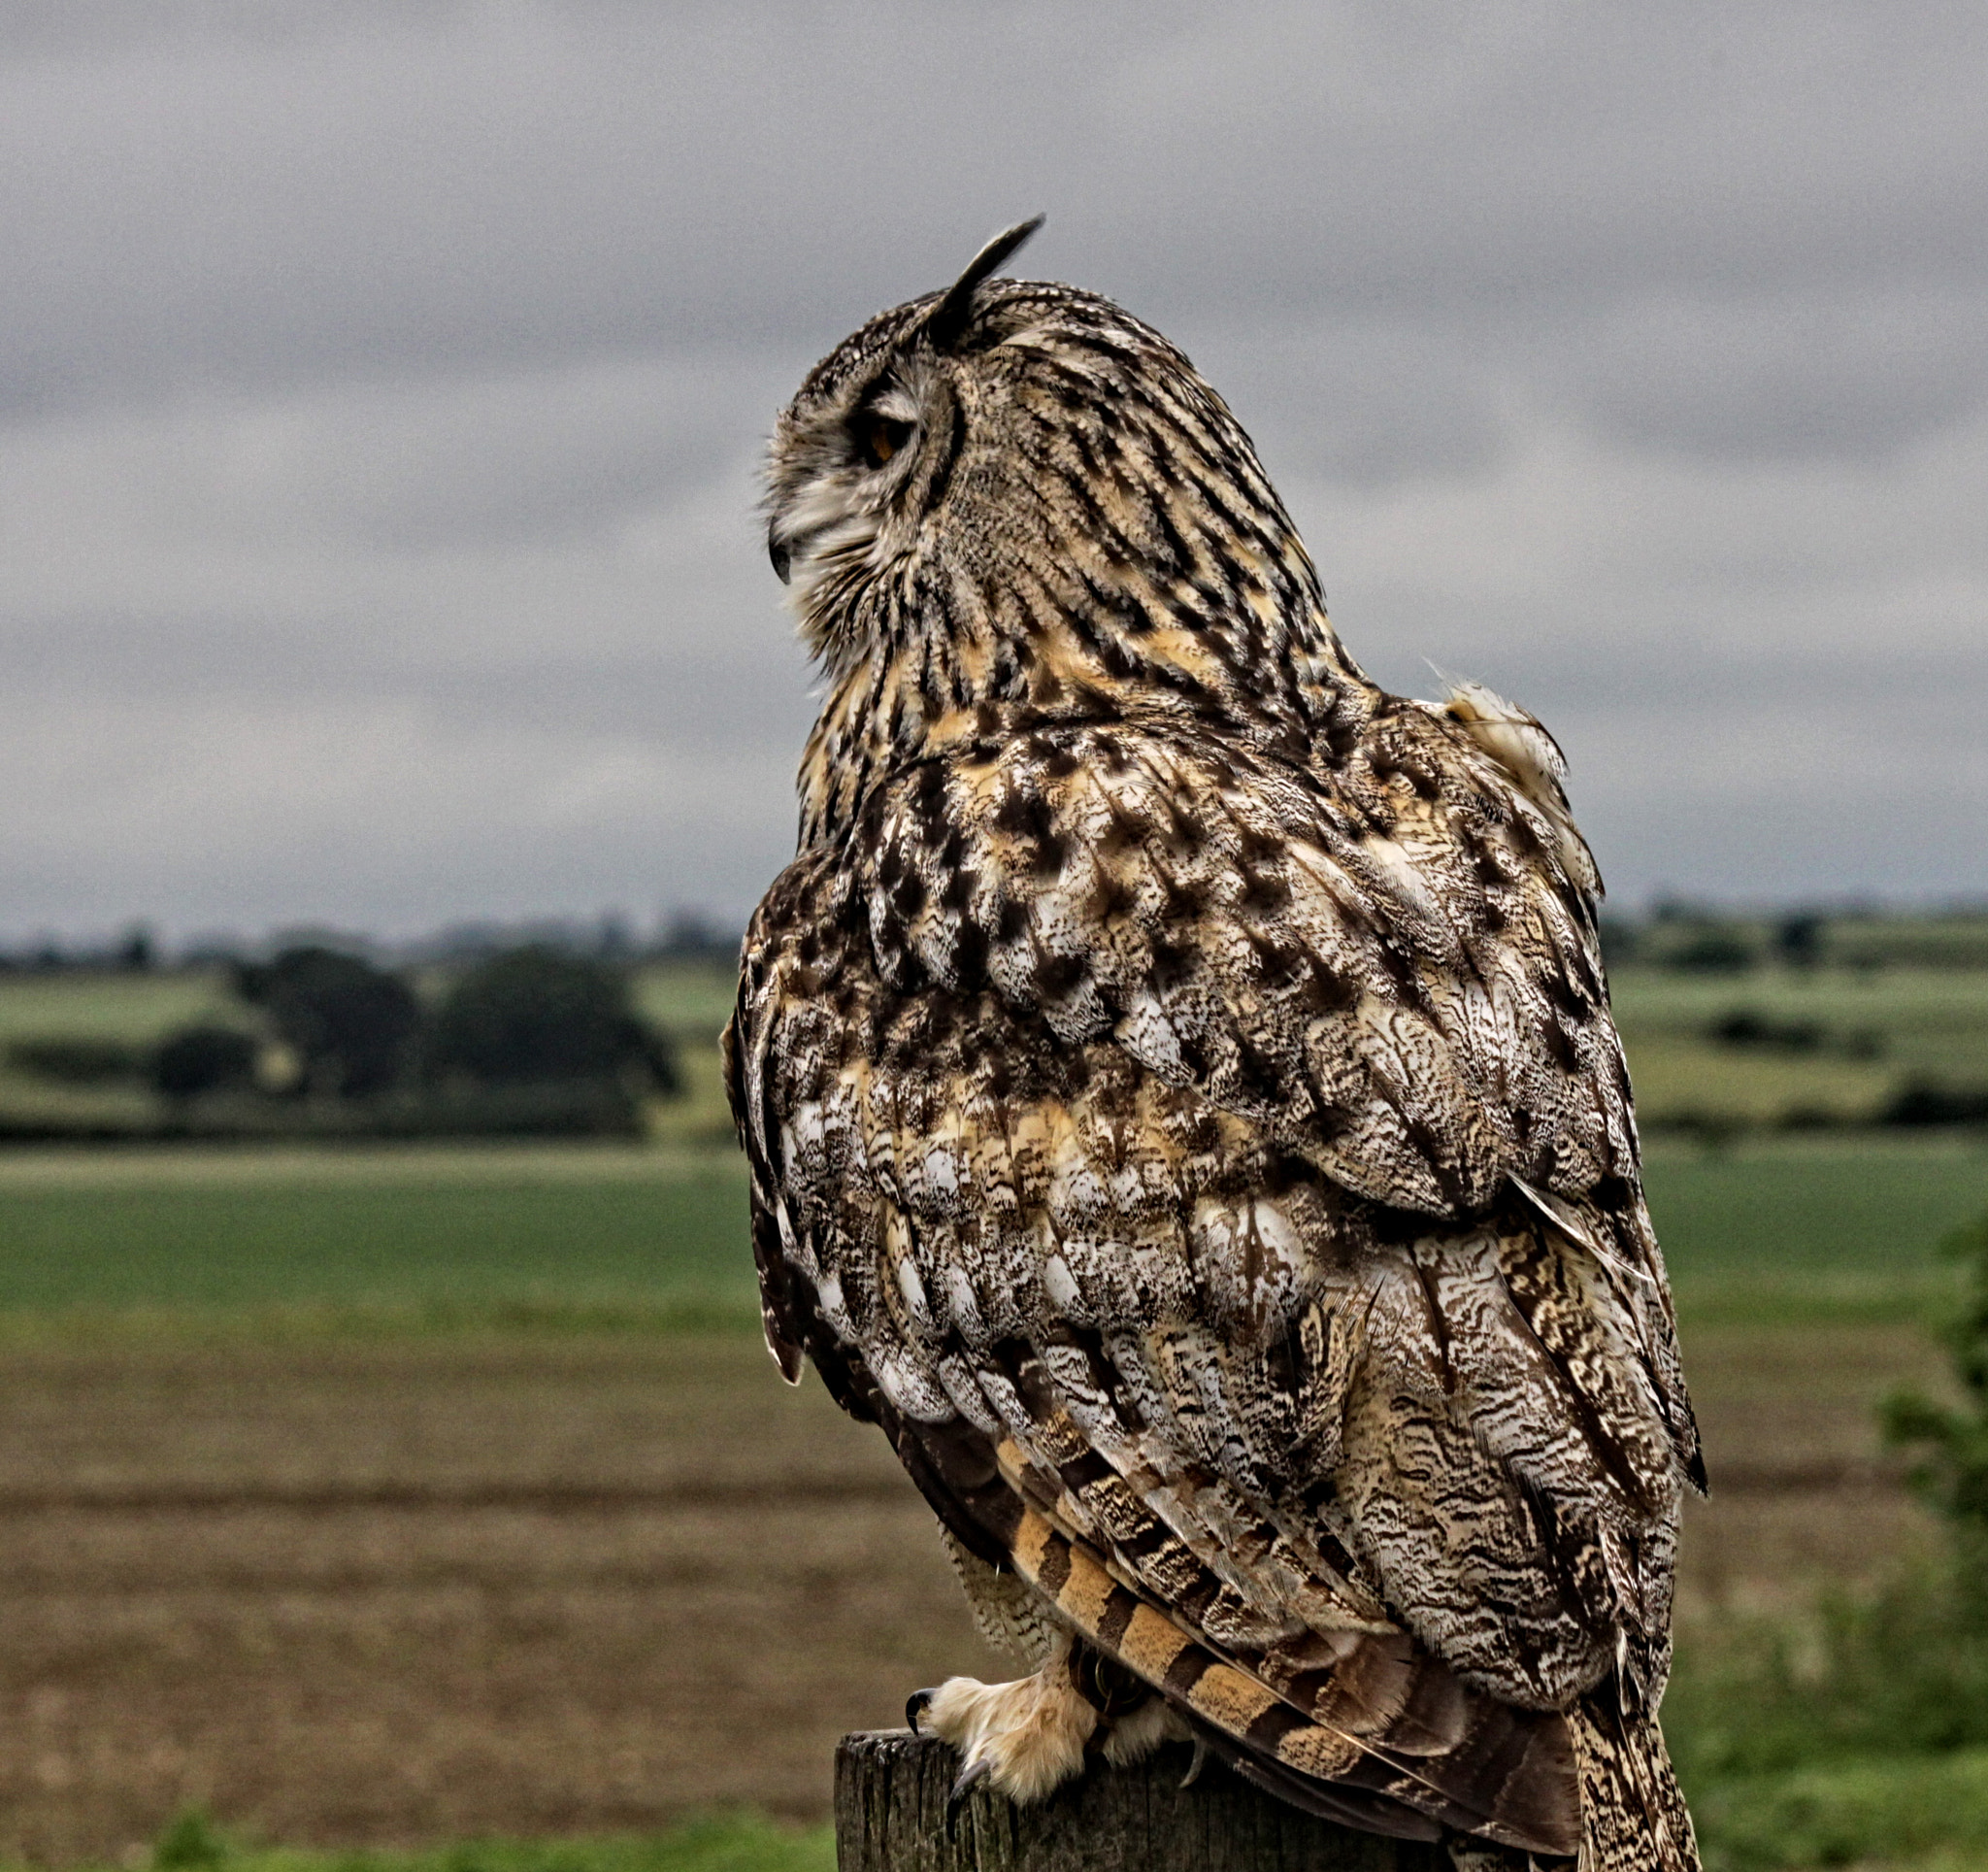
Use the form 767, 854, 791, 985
769, 526, 792, 585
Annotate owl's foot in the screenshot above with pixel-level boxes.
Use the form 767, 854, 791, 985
907, 1634, 1187, 1804
908, 1658, 1096, 1804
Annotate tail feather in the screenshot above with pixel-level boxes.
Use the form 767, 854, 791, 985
1568, 1690, 1699, 1872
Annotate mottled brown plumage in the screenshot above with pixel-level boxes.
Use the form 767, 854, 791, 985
726, 222, 1704, 1870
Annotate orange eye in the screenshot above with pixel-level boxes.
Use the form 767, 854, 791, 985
861, 416, 912, 468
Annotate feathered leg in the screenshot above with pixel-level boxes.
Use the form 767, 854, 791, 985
908, 1630, 1187, 1803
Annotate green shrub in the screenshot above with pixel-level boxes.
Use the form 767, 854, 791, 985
151, 1025, 258, 1099
1691, 1748, 1988, 1871
1884, 1210, 1988, 1556
154, 1808, 228, 1871
1668, 1566, 1988, 1788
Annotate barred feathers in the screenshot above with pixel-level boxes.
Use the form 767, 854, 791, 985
730, 229, 1703, 1868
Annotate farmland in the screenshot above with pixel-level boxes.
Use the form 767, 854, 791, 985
0, 953, 1983, 1867
0, 1133, 1980, 1326
0, 1132, 1975, 1865
0, 1149, 752, 1322
6, 948, 1988, 1144
1611, 961, 1988, 1129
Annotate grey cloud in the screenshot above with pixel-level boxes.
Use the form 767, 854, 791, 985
1195, 321, 1513, 489
0, 687, 803, 935
1567, 287, 1988, 462
2, 601, 818, 762
2, 2, 1985, 935
227, 353, 795, 552
1, 4, 1984, 469
0, 2, 466, 56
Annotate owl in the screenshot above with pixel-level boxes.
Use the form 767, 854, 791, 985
724, 220, 1704, 1871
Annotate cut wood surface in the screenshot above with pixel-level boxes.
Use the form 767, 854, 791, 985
834, 1728, 1446, 1871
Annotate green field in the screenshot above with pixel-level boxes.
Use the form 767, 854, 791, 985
0, 1148, 753, 1324
0, 1133, 1977, 1327
40, 1815, 835, 1872
1646, 1134, 1988, 1320
1611, 963, 1988, 1127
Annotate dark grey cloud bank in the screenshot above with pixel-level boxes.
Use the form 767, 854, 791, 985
3, 2, 1984, 938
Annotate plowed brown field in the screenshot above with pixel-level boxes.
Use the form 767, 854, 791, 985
0, 1321, 1944, 1862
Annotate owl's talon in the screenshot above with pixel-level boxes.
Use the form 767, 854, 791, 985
1179, 1736, 1209, 1788
906, 1688, 936, 1734
948, 1755, 992, 1809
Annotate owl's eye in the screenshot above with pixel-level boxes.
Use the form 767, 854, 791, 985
859, 416, 913, 469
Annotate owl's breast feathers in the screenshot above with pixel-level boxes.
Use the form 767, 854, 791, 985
725, 703, 1702, 1855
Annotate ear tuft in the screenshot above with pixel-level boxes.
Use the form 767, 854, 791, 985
924, 216, 1044, 351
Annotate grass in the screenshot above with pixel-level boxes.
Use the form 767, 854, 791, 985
0, 1147, 754, 1325
134, 1813, 833, 1872
0, 969, 240, 1045
0, 963, 737, 1049
630, 961, 740, 1045
1688, 1749, 1988, 1871
1644, 1133, 1988, 1321
0, 1131, 1972, 1332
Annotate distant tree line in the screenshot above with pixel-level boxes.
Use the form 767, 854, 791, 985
0, 913, 744, 975
3, 943, 683, 1141
1599, 905, 1988, 974
149, 944, 680, 1135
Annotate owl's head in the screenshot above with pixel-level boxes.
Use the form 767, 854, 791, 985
764, 220, 1328, 700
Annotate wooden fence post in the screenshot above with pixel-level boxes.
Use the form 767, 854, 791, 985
835, 1730, 1449, 1871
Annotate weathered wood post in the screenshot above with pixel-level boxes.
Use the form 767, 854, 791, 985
835, 1731, 1448, 1871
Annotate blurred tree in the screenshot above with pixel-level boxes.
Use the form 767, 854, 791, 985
1596, 917, 1640, 967
116, 923, 156, 971
8, 1036, 145, 1084
1774, 913, 1825, 969
233, 946, 420, 1098
427, 946, 678, 1091
151, 1026, 257, 1100
1669, 925, 1759, 973
1883, 1080, 1988, 1127
1706, 1009, 1825, 1052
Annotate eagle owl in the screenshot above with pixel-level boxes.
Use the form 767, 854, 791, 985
724, 221, 1704, 1871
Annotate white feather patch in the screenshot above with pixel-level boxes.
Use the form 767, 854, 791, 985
1435, 680, 1568, 806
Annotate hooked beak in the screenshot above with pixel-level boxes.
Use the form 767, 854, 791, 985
768, 526, 791, 585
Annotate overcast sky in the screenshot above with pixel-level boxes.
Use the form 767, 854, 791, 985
4, 1, 1984, 945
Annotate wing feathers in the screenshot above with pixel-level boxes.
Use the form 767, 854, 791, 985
728, 706, 1696, 1861
1000, 1498, 1579, 1856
